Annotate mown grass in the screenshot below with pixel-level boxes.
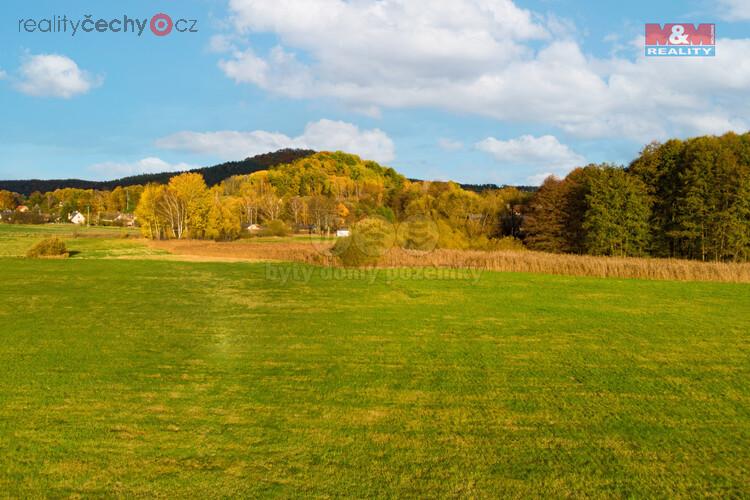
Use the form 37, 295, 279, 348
0, 256, 749, 497
5, 225, 750, 283
0, 224, 165, 259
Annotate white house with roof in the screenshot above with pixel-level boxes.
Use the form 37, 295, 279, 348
68, 211, 86, 225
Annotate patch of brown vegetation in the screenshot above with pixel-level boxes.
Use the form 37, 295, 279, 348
379, 248, 750, 283
147, 239, 750, 283
147, 240, 321, 263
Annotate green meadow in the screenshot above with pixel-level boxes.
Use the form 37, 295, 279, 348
1, 225, 749, 497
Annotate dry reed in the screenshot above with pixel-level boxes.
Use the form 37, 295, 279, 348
148, 240, 750, 283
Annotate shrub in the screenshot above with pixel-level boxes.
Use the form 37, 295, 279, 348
332, 236, 380, 267
260, 220, 291, 237
334, 217, 395, 267
396, 216, 440, 253
470, 236, 526, 252
435, 220, 470, 250
27, 238, 69, 258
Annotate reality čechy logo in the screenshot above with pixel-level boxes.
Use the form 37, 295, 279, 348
645, 24, 715, 57
18, 14, 198, 37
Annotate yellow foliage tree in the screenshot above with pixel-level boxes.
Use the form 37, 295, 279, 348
205, 188, 242, 241
134, 184, 168, 239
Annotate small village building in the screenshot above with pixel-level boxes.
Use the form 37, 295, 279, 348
336, 229, 351, 237
115, 213, 136, 227
69, 211, 86, 225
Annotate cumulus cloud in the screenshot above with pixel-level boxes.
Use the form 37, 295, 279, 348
16, 54, 101, 98
719, 0, 750, 21
220, 0, 546, 105
477, 134, 584, 167
156, 119, 395, 163
216, 0, 750, 143
89, 157, 198, 178
227, 0, 547, 69
476, 135, 585, 183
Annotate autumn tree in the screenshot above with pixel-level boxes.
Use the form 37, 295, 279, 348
287, 196, 306, 226
205, 187, 242, 241
0, 190, 17, 210
522, 176, 572, 253
162, 173, 209, 239
134, 184, 168, 239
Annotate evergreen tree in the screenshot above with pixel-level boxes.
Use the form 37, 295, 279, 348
583, 167, 651, 257
522, 176, 570, 253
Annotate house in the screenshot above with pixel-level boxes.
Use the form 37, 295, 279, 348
15, 205, 29, 213
68, 211, 86, 225
115, 213, 136, 227
336, 229, 351, 237
245, 223, 262, 233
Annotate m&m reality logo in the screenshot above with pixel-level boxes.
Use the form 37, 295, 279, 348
645, 24, 715, 57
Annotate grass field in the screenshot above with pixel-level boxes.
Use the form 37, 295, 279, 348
0, 224, 162, 259
1, 225, 749, 497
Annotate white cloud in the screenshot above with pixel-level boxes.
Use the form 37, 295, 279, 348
719, 0, 750, 21
89, 157, 199, 178
0, 69, 6, 80
219, 45, 314, 98
156, 119, 395, 163
216, 0, 750, 143
438, 138, 464, 151
15, 54, 101, 98
227, 0, 547, 67
220, 0, 546, 112
476, 134, 585, 183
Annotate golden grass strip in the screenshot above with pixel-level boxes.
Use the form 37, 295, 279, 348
148, 240, 750, 283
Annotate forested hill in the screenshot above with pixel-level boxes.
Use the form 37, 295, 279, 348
459, 183, 537, 193
0, 149, 316, 196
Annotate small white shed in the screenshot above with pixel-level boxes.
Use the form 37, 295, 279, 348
69, 211, 86, 225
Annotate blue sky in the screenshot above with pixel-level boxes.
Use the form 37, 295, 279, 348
0, 0, 748, 185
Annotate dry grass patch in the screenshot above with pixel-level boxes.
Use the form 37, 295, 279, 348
147, 239, 320, 263
149, 239, 750, 283
383, 248, 750, 283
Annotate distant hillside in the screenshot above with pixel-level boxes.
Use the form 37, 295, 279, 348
0, 149, 316, 196
1, 148, 537, 196
459, 183, 538, 193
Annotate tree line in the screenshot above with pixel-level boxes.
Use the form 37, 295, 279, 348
0, 185, 144, 225
524, 132, 750, 262
132, 151, 528, 247
3, 132, 749, 262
